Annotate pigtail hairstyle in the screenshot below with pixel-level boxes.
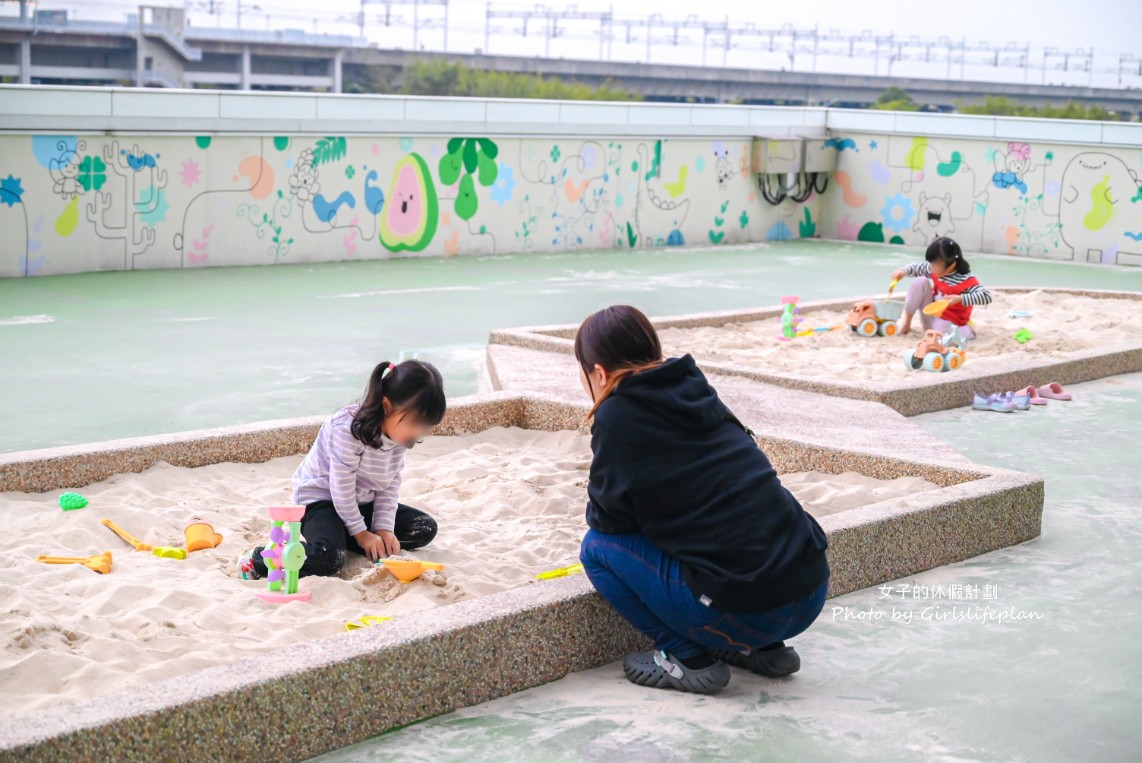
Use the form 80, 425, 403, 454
925, 236, 971, 274
351, 359, 446, 448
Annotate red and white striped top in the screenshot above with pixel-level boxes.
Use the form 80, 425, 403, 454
291, 405, 405, 535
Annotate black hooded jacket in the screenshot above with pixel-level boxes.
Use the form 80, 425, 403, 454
585, 354, 829, 613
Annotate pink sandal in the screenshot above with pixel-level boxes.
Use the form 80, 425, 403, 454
1022, 386, 1047, 405
1036, 382, 1072, 401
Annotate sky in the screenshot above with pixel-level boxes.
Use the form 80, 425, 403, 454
8, 0, 1141, 88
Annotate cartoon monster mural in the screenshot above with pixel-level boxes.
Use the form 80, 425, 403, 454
713, 144, 733, 190
1056, 152, 1142, 265
912, 192, 958, 243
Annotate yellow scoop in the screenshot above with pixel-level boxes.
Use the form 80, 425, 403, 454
923, 299, 951, 317
345, 615, 393, 632
537, 563, 585, 580
37, 551, 113, 574
376, 559, 445, 583
101, 519, 152, 552
888, 277, 901, 294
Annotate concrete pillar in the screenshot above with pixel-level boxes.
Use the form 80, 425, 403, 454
331, 49, 343, 93
241, 45, 251, 90
136, 11, 145, 87
19, 36, 31, 84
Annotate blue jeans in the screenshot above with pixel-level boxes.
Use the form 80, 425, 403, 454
580, 529, 829, 660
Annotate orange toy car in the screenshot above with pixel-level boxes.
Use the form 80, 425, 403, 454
905, 329, 967, 372
846, 300, 904, 337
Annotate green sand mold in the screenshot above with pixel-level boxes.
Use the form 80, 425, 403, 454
57, 492, 88, 511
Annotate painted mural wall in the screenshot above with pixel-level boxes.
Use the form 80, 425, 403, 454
818, 132, 1142, 267
0, 133, 818, 277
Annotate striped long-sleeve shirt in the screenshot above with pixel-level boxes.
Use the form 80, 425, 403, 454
902, 262, 993, 307
292, 406, 406, 536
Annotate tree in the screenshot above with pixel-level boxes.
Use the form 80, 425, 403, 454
385, 60, 640, 101
957, 96, 1119, 121
872, 87, 921, 111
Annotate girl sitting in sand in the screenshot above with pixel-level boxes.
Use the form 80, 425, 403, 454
239, 359, 446, 580
574, 305, 830, 695
893, 236, 992, 339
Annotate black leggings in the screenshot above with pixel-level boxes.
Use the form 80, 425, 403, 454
253, 500, 438, 578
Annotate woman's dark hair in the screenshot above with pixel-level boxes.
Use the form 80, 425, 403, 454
350, 359, 446, 448
925, 236, 971, 274
573, 305, 663, 417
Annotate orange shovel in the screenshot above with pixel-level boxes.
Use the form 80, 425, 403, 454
36, 551, 113, 574
375, 559, 445, 583
923, 299, 951, 318
101, 519, 152, 551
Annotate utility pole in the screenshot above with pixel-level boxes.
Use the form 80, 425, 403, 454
358, 1, 447, 49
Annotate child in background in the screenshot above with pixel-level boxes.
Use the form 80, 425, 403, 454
894, 237, 992, 339
575, 305, 830, 695
239, 359, 446, 580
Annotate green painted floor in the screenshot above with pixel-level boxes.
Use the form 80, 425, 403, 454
2, 240, 1140, 453
312, 372, 1142, 763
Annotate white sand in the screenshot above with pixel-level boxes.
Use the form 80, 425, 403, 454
1, 427, 934, 713
658, 290, 1142, 382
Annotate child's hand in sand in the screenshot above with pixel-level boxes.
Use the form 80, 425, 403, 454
354, 530, 391, 562
377, 530, 401, 557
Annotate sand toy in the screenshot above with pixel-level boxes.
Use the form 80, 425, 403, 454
36, 551, 113, 574
344, 615, 394, 632
254, 506, 310, 603
374, 558, 446, 583
185, 518, 224, 552
536, 563, 585, 580
905, 328, 967, 372
847, 299, 904, 337
101, 519, 153, 552
59, 492, 88, 511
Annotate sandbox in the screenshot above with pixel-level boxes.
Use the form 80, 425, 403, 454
490, 288, 1142, 416
0, 393, 1041, 762
3, 424, 941, 715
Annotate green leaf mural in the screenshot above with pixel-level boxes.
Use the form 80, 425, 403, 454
799, 208, 816, 238
437, 138, 500, 221
645, 140, 662, 181
456, 174, 478, 220
936, 151, 962, 177
77, 155, 107, 192
312, 136, 347, 167
477, 151, 497, 186
858, 222, 886, 243
708, 199, 731, 243
439, 151, 463, 187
